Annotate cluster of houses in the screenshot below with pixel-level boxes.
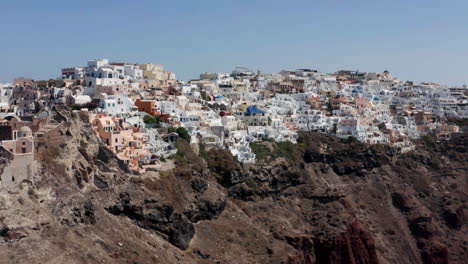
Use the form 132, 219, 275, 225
0, 60, 466, 177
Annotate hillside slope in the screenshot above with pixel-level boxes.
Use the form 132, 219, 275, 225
0, 113, 466, 264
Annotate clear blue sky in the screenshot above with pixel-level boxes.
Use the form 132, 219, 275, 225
0, 0, 467, 85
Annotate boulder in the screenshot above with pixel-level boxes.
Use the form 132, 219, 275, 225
94, 172, 114, 189
443, 205, 464, 229
191, 179, 208, 193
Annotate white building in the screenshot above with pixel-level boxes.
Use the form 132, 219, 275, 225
98, 95, 136, 117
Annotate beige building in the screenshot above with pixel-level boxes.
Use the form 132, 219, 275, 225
140, 64, 167, 82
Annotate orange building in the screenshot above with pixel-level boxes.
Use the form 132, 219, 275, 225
135, 99, 159, 116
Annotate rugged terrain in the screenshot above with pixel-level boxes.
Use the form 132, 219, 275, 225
0, 112, 466, 264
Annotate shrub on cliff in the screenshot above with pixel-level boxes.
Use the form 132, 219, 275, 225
168, 127, 191, 142
205, 148, 243, 186
172, 140, 204, 177
421, 134, 435, 147
250, 139, 295, 161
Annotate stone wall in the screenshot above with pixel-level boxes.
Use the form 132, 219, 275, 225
34, 123, 67, 155
0, 146, 35, 185
0, 147, 13, 177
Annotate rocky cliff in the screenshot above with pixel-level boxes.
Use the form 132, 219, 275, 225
0, 113, 466, 264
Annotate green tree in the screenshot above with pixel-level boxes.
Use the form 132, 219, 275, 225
201, 90, 210, 101
143, 115, 162, 125
143, 115, 154, 124
153, 115, 161, 124
168, 127, 191, 142
176, 127, 191, 141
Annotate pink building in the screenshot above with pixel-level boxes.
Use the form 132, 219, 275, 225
0, 126, 36, 185
355, 97, 369, 110
90, 114, 152, 172
1, 126, 34, 154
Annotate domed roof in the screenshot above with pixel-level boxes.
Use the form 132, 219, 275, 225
352, 89, 360, 93
19, 126, 32, 133
373, 96, 382, 101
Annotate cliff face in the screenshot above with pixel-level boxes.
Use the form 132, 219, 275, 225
0, 113, 466, 264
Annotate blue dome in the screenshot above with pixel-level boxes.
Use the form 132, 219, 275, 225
373, 96, 382, 101
245, 105, 266, 116
352, 89, 360, 93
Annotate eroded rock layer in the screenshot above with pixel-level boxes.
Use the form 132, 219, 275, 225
0, 113, 466, 264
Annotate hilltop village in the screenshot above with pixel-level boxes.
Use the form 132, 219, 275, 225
0, 59, 466, 176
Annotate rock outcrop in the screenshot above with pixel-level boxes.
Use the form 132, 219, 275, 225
0, 113, 465, 264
